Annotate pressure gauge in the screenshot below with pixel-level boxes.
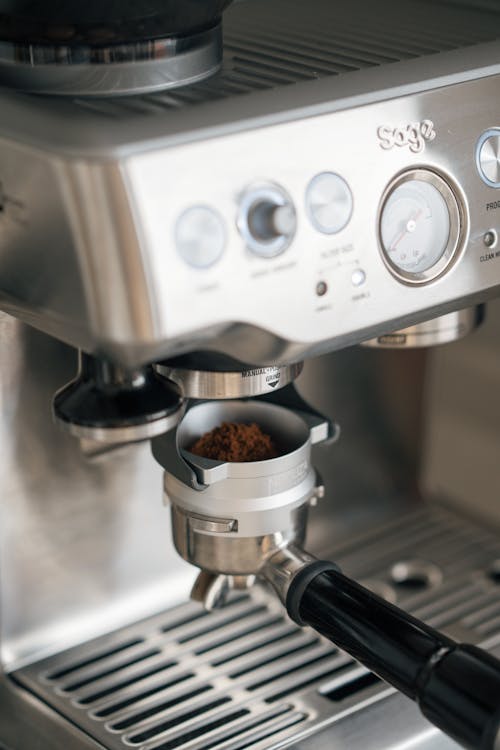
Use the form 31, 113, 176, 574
379, 169, 464, 284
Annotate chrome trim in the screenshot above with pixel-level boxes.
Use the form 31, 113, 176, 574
56, 406, 185, 443
363, 306, 483, 348
237, 183, 297, 259
476, 128, 500, 188
378, 168, 467, 286
156, 361, 303, 399
0, 24, 222, 96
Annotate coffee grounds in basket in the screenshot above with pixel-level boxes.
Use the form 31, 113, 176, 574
189, 422, 278, 462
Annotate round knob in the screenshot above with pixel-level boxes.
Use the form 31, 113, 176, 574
476, 130, 500, 187
238, 184, 297, 258
175, 205, 226, 268
306, 172, 353, 234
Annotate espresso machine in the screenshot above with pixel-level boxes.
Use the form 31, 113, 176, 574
2, 0, 500, 748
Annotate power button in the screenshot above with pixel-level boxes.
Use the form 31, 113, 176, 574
476, 129, 500, 188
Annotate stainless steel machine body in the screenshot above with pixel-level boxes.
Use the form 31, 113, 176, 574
2, 1, 500, 366
2, 0, 500, 748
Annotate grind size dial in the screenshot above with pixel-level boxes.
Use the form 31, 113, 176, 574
379, 169, 464, 284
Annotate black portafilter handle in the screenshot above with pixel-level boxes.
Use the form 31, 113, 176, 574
280, 559, 500, 750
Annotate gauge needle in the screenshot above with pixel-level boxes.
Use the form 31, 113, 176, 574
389, 209, 423, 251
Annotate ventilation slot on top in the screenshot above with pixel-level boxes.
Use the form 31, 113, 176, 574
70, 0, 500, 118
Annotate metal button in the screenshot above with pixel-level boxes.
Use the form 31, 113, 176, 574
175, 205, 226, 268
476, 130, 500, 188
306, 172, 353, 234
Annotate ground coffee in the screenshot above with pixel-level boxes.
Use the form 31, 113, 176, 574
189, 422, 278, 462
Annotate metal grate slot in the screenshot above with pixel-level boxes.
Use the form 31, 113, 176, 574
177, 602, 263, 644
231, 639, 321, 680
45, 638, 144, 681
463, 600, 500, 629
267, 660, 355, 703
128, 696, 233, 743
426, 592, 495, 630
476, 616, 500, 637
77, 661, 181, 706
211, 625, 306, 667
248, 649, 341, 692
196, 707, 305, 750
225, 41, 359, 75
196, 615, 285, 657
228, 30, 396, 67
149, 707, 250, 750
63, 648, 162, 692
109, 684, 214, 730
323, 671, 383, 702
161, 609, 210, 634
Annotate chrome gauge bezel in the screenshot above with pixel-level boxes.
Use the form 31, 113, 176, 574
378, 168, 466, 285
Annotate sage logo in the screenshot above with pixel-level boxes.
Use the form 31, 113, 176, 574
377, 119, 436, 154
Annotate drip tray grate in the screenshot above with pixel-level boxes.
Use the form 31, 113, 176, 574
13, 505, 500, 750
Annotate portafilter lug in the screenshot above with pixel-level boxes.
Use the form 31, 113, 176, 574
256, 382, 340, 445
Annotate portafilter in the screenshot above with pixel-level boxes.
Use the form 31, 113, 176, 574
152, 385, 500, 750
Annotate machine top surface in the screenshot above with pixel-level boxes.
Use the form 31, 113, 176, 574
1, 0, 500, 156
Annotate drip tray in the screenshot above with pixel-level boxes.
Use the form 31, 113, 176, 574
13, 505, 500, 750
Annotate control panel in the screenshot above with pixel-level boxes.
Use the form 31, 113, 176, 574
123, 72, 500, 362
3, 71, 500, 366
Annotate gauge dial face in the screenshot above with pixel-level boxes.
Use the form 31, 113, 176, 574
379, 170, 462, 284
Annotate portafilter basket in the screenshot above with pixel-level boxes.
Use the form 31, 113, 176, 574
153, 398, 331, 581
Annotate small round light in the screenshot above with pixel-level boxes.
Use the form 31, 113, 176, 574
316, 281, 328, 297
351, 269, 366, 287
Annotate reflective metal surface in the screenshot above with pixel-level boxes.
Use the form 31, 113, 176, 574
1, 0, 500, 746
363, 307, 484, 348
0, 25, 223, 96
157, 355, 303, 399
160, 399, 330, 578
0, 315, 196, 674
1, 0, 500, 365
12, 504, 500, 750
